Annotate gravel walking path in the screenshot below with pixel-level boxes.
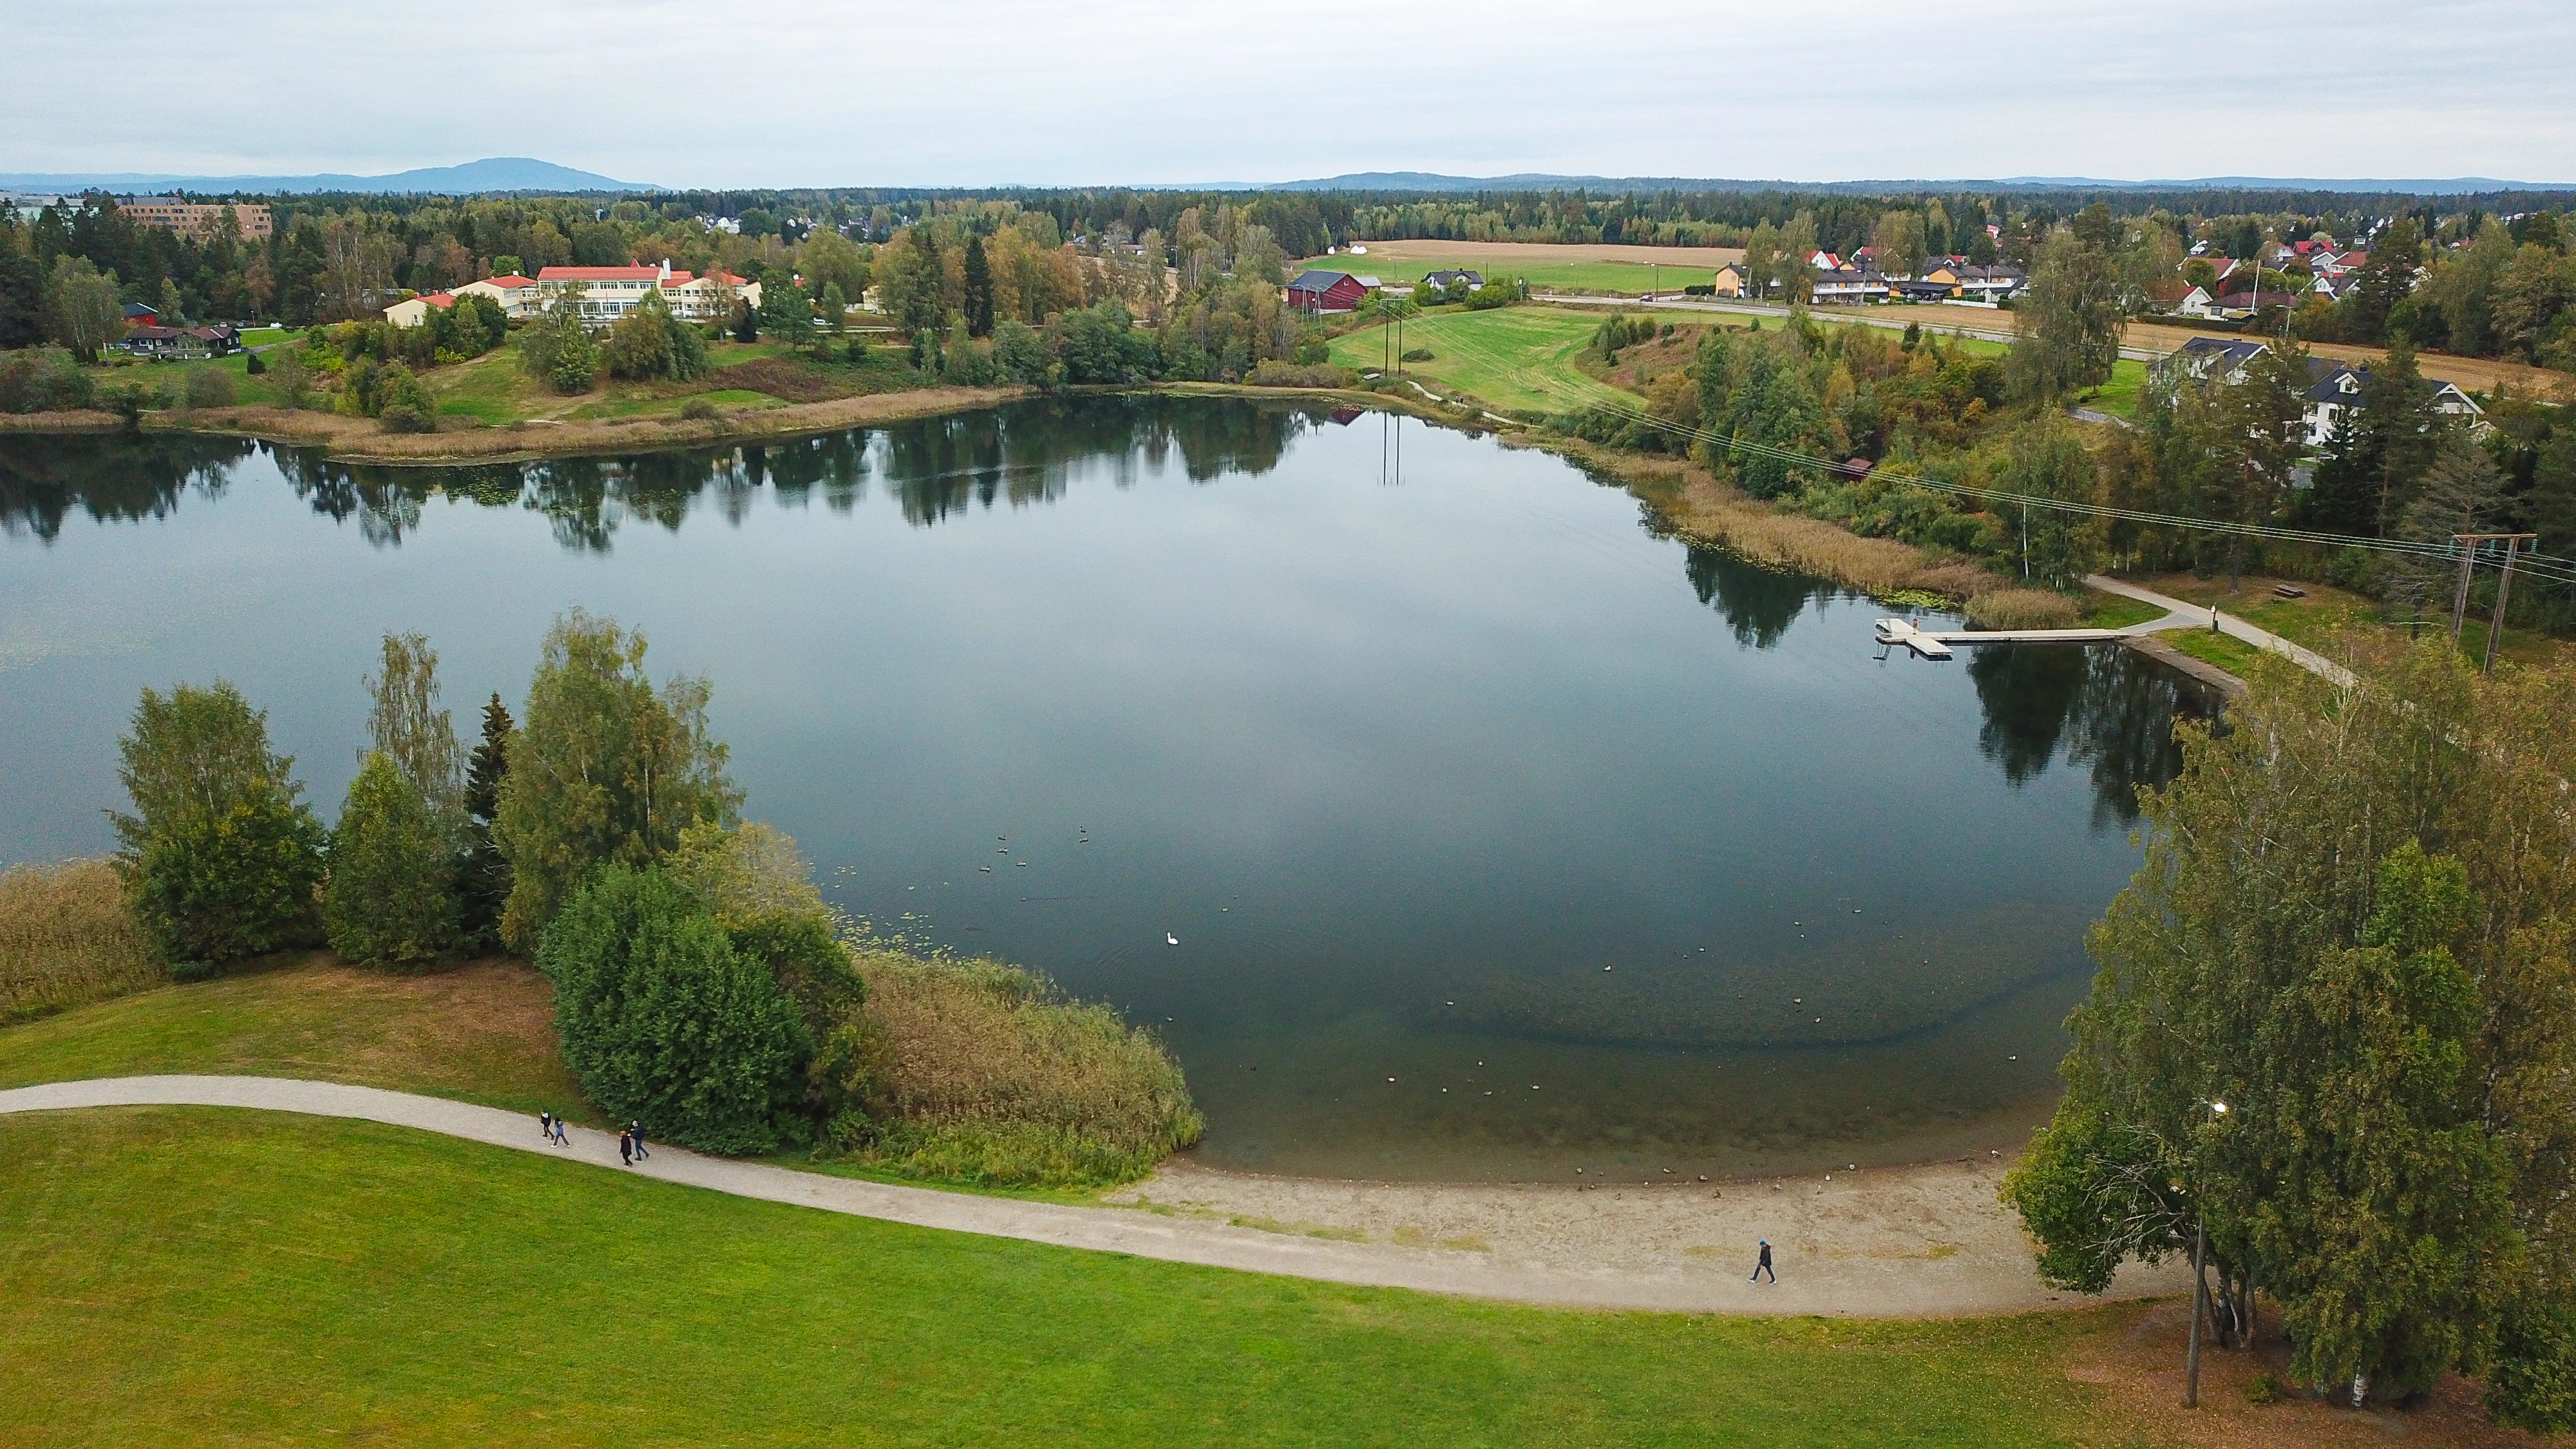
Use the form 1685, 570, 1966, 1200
1, 1074, 2185, 1316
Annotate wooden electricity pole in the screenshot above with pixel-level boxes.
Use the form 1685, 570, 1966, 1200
2450, 533, 2537, 671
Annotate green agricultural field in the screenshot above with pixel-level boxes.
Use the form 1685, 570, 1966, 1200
1329, 307, 1636, 415
0, 1106, 2145, 1447
1297, 252, 1725, 297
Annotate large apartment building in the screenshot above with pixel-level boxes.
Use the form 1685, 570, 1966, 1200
117, 200, 274, 242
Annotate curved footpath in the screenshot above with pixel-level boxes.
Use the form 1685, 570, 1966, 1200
1, 1075, 2185, 1316
2085, 573, 2358, 689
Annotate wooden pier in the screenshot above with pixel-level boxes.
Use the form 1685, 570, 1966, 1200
1873, 618, 2123, 660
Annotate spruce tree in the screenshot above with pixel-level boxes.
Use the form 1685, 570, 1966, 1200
459, 693, 515, 949
962, 235, 995, 339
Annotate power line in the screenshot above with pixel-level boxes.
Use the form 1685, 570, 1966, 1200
1474, 342, 2576, 589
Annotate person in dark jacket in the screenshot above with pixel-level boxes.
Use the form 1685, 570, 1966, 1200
1750, 1240, 1775, 1283
618, 1128, 633, 1166
628, 1121, 648, 1160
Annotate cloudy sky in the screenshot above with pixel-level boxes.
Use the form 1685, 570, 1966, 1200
9, 0, 2573, 187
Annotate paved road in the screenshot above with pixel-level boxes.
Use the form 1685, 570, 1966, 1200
0, 1074, 2184, 1317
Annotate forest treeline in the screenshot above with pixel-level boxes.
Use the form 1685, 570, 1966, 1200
5, 181, 2570, 366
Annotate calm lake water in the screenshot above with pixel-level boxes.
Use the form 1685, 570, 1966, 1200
0, 398, 2215, 1180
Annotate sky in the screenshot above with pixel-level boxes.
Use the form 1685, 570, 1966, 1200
8, 0, 2574, 188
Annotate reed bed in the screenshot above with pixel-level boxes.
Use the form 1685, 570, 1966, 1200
1963, 588, 2084, 630
844, 949, 1203, 1188
0, 860, 164, 1027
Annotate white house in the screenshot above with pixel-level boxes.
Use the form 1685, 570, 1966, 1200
2302, 361, 2486, 446
1808, 268, 1889, 304
535, 263, 760, 325
390, 263, 761, 329
382, 292, 457, 328
453, 274, 542, 319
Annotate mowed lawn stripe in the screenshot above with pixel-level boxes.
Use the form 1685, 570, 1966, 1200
1328, 308, 1636, 415
0, 1108, 2125, 1448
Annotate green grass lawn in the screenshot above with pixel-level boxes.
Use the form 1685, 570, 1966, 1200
0, 956, 589, 1122
1329, 307, 1635, 415
0, 1106, 2142, 1447
2163, 627, 2268, 678
2081, 591, 2168, 630
2074, 358, 2150, 420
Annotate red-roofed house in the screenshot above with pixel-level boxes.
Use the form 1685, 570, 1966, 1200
383, 292, 458, 328
524, 261, 762, 326
455, 274, 543, 318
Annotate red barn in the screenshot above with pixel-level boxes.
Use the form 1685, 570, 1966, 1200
1286, 269, 1368, 314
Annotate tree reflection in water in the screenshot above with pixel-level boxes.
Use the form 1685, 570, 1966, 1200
0, 432, 254, 542
0, 397, 1327, 553
1681, 544, 1833, 650
1968, 642, 2221, 826
1671, 536, 2219, 827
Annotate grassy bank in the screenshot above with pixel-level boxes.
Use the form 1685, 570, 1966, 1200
0, 860, 161, 1027
0, 955, 591, 1119
90, 383, 1031, 464
0, 1106, 2146, 1447
0, 940, 1197, 1187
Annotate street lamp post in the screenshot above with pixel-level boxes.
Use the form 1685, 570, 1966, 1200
2184, 1099, 2228, 1408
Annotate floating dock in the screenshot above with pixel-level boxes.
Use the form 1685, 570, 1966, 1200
1873, 618, 2123, 660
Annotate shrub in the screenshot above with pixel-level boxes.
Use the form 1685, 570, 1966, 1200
2493, 1305, 2576, 1432
182, 367, 236, 410
538, 864, 813, 1155
132, 780, 326, 966
1399, 347, 1434, 362
0, 346, 98, 413
838, 949, 1203, 1187
244, 348, 267, 376
678, 395, 721, 421
0, 859, 163, 1025
323, 752, 460, 969
113, 680, 325, 967
378, 402, 435, 433
99, 379, 158, 424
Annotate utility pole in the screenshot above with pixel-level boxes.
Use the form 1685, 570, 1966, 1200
2451, 533, 2537, 668
2486, 533, 2532, 674
2185, 1217, 2207, 1408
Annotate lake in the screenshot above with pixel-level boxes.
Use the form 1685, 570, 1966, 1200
0, 397, 2215, 1180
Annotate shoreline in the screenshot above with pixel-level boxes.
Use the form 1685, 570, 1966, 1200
1, 377, 2253, 691
1101, 1150, 2185, 1316
0, 380, 1468, 467
0, 1075, 2179, 1315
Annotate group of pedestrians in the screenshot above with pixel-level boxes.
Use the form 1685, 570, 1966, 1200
535, 1111, 649, 1166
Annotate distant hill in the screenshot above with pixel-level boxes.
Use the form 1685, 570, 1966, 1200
1265, 171, 2575, 196
0, 157, 655, 196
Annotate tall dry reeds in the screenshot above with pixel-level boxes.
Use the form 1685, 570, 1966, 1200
0, 859, 165, 1025
844, 948, 1203, 1187
1963, 588, 2084, 630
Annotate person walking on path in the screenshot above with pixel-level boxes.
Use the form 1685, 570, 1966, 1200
1750, 1240, 1775, 1284
629, 1121, 648, 1160
618, 1128, 634, 1166
550, 1114, 569, 1148
540, 1111, 553, 1142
